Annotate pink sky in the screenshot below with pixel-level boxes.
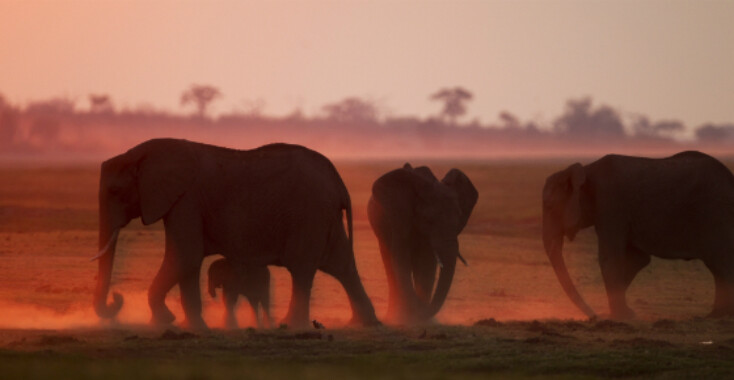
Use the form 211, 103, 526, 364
1, 0, 733, 130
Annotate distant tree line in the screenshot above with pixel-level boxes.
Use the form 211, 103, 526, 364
1, 85, 733, 158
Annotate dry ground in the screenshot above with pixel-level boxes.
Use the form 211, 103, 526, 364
1, 159, 734, 378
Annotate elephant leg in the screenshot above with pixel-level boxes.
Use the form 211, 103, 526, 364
148, 253, 179, 326
703, 255, 734, 317
281, 268, 316, 329
179, 267, 206, 330
321, 259, 379, 326
160, 201, 207, 330
223, 290, 239, 329
245, 296, 261, 328
598, 241, 640, 319
377, 238, 401, 321
380, 235, 423, 323
412, 244, 437, 305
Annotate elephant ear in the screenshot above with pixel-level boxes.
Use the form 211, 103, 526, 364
136, 145, 197, 225
441, 169, 478, 232
563, 163, 586, 239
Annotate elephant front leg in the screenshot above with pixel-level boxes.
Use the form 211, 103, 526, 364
156, 202, 207, 330
148, 254, 179, 326
281, 268, 315, 329
598, 242, 647, 320
179, 269, 207, 330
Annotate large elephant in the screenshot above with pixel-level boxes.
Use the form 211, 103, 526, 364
92, 138, 378, 329
207, 258, 272, 329
368, 164, 478, 324
543, 151, 734, 319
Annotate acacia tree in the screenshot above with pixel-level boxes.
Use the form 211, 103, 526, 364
430, 87, 473, 125
89, 94, 114, 114
180, 84, 221, 118
322, 97, 378, 123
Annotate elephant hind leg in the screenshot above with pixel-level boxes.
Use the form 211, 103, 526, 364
281, 268, 316, 329
704, 257, 734, 317
322, 260, 380, 327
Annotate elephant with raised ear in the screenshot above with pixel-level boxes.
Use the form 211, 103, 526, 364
368, 163, 478, 324
543, 151, 734, 319
92, 138, 379, 329
207, 258, 272, 329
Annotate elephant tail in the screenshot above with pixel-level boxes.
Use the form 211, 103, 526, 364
344, 186, 354, 250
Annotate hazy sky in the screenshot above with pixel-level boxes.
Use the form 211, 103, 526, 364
1, 0, 733, 129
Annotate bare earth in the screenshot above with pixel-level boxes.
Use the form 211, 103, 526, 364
1, 159, 733, 378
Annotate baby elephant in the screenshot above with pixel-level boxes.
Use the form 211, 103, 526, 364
207, 258, 272, 329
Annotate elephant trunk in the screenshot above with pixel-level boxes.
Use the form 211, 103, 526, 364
93, 219, 123, 319
543, 226, 596, 319
425, 251, 457, 319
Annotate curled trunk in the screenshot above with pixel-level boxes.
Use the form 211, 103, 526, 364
94, 226, 123, 319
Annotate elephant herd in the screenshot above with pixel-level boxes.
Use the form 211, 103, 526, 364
91, 139, 734, 330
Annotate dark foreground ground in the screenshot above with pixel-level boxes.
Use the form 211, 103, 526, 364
3, 318, 734, 379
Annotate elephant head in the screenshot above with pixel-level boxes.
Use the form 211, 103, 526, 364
542, 163, 596, 319
92, 139, 196, 319
371, 164, 477, 322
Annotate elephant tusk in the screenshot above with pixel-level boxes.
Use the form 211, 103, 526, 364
90, 229, 120, 261
457, 253, 468, 266
433, 250, 444, 269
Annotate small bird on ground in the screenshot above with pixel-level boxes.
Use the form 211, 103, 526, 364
312, 320, 325, 329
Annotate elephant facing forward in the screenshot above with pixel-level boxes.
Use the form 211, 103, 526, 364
208, 258, 272, 329
368, 164, 478, 324
543, 151, 734, 319
92, 138, 379, 329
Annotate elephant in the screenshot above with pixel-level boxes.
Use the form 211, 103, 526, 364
207, 258, 272, 329
543, 151, 734, 319
92, 138, 379, 329
368, 163, 478, 324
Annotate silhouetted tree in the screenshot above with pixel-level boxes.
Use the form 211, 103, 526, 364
554, 97, 625, 140
696, 123, 734, 142
180, 84, 222, 118
26, 97, 76, 116
89, 94, 114, 114
0, 94, 19, 148
430, 87, 473, 125
498, 111, 521, 129
322, 97, 378, 123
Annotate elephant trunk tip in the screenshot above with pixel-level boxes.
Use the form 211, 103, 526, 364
94, 292, 124, 319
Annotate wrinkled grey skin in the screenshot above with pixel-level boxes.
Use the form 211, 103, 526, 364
368, 163, 478, 324
94, 138, 378, 330
207, 258, 272, 329
543, 151, 734, 319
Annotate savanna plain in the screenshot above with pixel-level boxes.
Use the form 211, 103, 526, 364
1, 158, 734, 379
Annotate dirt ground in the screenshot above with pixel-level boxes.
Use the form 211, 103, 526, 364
1, 159, 734, 378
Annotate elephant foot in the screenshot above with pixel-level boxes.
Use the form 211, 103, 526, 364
280, 316, 309, 330
182, 317, 209, 332
151, 307, 176, 326
225, 317, 239, 330
347, 315, 382, 327
609, 307, 636, 320
706, 307, 734, 319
